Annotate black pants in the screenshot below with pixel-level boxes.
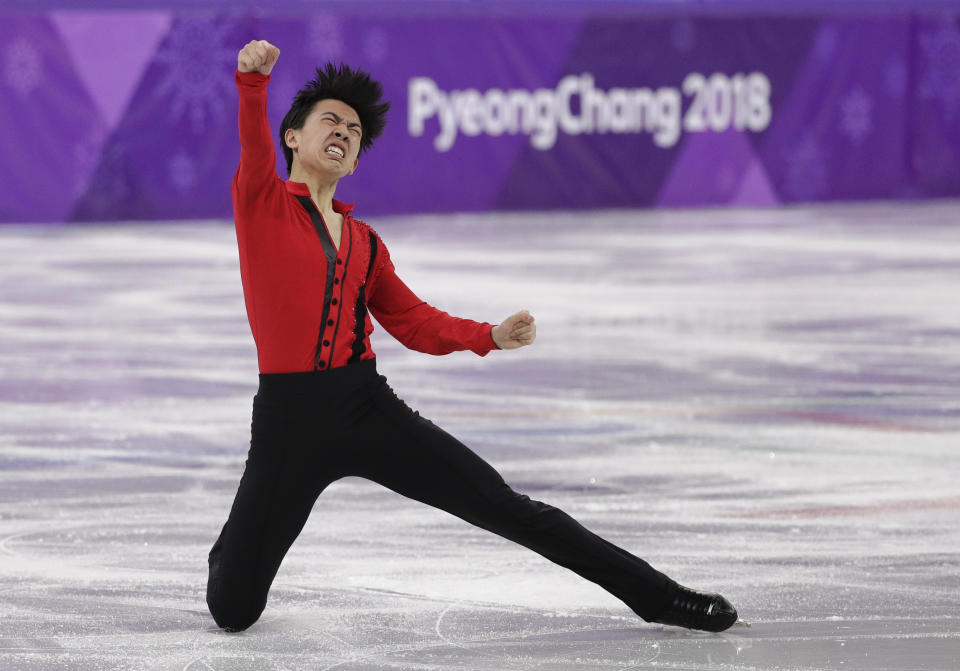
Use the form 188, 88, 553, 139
206, 359, 676, 631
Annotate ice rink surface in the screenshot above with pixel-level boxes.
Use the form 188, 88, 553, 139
1, 202, 958, 670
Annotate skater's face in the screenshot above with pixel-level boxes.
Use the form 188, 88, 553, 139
285, 99, 362, 179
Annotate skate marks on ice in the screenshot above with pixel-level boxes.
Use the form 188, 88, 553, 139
165, 601, 960, 671
2, 202, 960, 670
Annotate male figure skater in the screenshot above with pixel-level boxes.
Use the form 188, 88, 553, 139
206, 39, 739, 634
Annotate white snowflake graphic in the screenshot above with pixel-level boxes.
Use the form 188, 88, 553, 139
839, 86, 873, 144
4, 37, 43, 96
308, 15, 344, 63
363, 28, 389, 64
783, 134, 829, 201
153, 19, 236, 133
168, 151, 197, 192
919, 20, 960, 119
883, 58, 907, 97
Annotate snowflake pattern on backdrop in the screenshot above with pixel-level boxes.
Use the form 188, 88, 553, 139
920, 20, 960, 120
3, 37, 43, 96
153, 19, 236, 133
839, 86, 874, 144
308, 15, 345, 63
783, 134, 829, 201
363, 28, 389, 64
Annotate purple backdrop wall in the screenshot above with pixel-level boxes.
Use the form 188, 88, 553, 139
2, 4, 960, 222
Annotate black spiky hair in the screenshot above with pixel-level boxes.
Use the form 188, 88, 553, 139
279, 63, 391, 174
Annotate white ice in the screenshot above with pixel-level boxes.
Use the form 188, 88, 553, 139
1, 202, 958, 670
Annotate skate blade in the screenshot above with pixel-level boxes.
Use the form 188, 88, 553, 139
731, 619, 751, 628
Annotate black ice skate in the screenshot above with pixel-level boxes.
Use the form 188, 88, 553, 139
652, 585, 738, 632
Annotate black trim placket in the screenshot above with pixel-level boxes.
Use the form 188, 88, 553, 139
294, 195, 342, 371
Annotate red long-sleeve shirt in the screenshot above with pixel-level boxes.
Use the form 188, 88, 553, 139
233, 70, 497, 373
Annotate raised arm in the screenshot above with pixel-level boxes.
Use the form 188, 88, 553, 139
235, 40, 282, 197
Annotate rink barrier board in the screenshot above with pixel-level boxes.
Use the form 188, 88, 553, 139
1, 5, 959, 222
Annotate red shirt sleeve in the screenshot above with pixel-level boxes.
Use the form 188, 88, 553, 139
366, 236, 498, 357
233, 70, 285, 216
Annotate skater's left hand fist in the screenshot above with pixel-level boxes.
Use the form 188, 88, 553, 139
492, 310, 536, 350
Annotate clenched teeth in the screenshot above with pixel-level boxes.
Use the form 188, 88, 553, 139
325, 145, 345, 158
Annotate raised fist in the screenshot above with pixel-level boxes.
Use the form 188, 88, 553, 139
237, 40, 280, 75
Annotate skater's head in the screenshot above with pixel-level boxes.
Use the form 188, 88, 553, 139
280, 63, 390, 178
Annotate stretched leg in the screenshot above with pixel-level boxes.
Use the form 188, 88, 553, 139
342, 385, 677, 620
207, 396, 338, 631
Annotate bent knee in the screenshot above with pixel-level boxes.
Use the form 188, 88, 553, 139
207, 581, 265, 632
208, 597, 263, 632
